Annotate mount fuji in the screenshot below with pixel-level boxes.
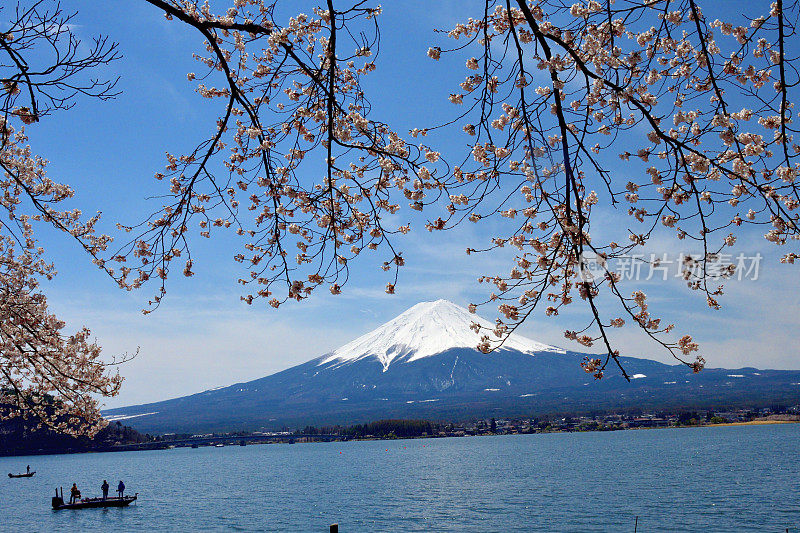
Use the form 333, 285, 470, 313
105, 300, 800, 434
320, 299, 563, 371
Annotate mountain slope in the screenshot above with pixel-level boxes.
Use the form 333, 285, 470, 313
105, 300, 800, 434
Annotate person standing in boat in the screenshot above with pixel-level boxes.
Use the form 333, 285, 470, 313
70, 483, 81, 504
26, 465, 29, 474
117, 480, 125, 498
101, 480, 109, 500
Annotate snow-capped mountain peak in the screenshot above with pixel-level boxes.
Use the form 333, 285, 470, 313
319, 299, 564, 371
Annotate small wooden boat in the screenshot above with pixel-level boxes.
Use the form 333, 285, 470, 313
52, 490, 138, 510
8, 471, 35, 478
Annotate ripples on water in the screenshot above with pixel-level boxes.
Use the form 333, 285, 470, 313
1, 424, 798, 531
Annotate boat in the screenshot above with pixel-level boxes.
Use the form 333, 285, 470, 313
214, 443, 224, 447
52, 488, 138, 510
8, 472, 35, 478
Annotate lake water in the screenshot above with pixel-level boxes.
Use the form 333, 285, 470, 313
1, 424, 799, 532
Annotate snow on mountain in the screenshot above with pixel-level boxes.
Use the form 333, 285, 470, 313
320, 299, 564, 371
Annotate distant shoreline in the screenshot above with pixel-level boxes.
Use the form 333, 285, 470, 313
3, 416, 800, 458
709, 419, 800, 427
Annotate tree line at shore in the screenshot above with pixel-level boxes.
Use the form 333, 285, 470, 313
0, 416, 149, 456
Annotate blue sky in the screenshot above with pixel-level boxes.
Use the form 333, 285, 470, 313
17, 1, 800, 407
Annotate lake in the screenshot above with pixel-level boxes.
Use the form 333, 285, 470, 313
1, 424, 798, 531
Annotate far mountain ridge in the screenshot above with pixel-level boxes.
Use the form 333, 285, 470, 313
104, 300, 800, 434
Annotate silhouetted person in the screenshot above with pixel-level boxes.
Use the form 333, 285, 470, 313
117, 480, 125, 498
70, 483, 81, 504
26, 465, 29, 474
101, 480, 109, 500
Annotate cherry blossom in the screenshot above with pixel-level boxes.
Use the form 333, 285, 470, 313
1, 1, 125, 435
98, 0, 800, 380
